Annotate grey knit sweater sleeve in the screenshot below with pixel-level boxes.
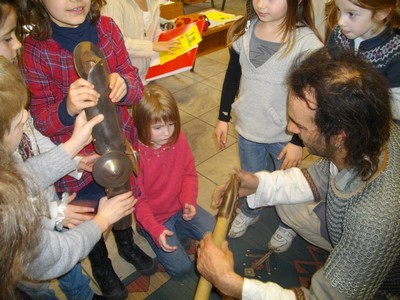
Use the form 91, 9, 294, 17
26, 221, 101, 281
19, 144, 76, 189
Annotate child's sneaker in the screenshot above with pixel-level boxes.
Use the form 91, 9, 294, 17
268, 226, 297, 253
228, 212, 260, 238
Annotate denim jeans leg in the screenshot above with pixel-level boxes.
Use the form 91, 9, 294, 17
238, 136, 269, 217
17, 281, 57, 300
58, 263, 93, 300
174, 205, 216, 240
238, 136, 287, 217
140, 214, 192, 278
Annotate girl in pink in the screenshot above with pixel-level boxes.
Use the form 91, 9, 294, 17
133, 84, 215, 278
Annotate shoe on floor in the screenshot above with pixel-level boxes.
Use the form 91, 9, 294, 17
228, 212, 260, 238
268, 226, 297, 253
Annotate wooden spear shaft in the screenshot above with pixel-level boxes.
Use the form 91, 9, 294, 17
194, 174, 240, 300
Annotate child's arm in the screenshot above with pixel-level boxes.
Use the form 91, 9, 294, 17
20, 112, 103, 189
134, 189, 168, 248
215, 47, 241, 149
179, 133, 198, 208
22, 42, 99, 139
102, 1, 165, 58
26, 191, 135, 281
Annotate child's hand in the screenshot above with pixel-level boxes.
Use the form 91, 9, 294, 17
153, 40, 180, 53
182, 203, 196, 221
93, 191, 136, 232
64, 193, 95, 228
77, 153, 101, 172
158, 229, 178, 252
108, 73, 127, 103
277, 142, 303, 170
63, 111, 104, 158
215, 121, 229, 149
66, 78, 100, 116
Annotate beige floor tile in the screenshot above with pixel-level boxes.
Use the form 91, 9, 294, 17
198, 106, 237, 138
196, 142, 240, 184
204, 47, 230, 65
182, 118, 223, 164
152, 72, 196, 93
173, 81, 220, 117
197, 174, 219, 216
179, 108, 195, 125
201, 71, 227, 91
180, 55, 228, 82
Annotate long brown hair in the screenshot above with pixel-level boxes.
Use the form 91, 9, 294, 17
16, 0, 107, 40
227, 0, 322, 57
133, 84, 181, 147
326, 0, 400, 32
0, 152, 42, 299
288, 48, 392, 180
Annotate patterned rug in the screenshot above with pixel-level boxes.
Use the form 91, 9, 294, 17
123, 206, 329, 299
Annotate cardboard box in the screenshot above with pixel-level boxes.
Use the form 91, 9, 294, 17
160, 1, 184, 20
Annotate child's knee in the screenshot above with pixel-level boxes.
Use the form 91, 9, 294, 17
167, 260, 192, 278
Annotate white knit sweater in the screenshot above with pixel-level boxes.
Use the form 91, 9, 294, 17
102, 0, 162, 84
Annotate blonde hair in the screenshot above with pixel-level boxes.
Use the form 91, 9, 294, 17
133, 84, 181, 147
0, 56, 28, 142
0, 151, 42, 299
326, 0, 400, 32
227, 0, 322, 58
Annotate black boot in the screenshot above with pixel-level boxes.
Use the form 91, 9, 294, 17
113, 227, 158, 276
88, 236, 128, 300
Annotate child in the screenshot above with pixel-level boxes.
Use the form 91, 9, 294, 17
214, 0, 323, 251
0, 56, 136, 299
326, 0, 400, 123
18, 0, 157, 297
0, 1, 102, 298
102, 0, 179, 85
132, 84, 216, 278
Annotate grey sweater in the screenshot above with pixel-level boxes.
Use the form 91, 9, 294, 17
232, 20, 323, 143
15, 143, 101, 280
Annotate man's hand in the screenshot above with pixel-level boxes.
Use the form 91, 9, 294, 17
197, 233, 244, 298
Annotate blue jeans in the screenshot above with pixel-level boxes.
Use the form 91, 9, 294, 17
58, 263, 93, 300
18, 264, 92, 300
140, 206, 215, 278
238, 135, 286, 218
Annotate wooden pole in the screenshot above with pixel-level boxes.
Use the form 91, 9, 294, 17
194, 174, 240, 300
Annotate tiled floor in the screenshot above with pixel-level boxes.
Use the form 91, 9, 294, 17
51, 0, 320, 297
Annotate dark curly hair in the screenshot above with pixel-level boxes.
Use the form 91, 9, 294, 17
16, 0, 106, 40
287, 48, 392, 180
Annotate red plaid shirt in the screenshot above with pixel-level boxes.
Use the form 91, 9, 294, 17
22, 16, 143, 192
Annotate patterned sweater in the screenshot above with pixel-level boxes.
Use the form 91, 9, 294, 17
327, 26, 400, 120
